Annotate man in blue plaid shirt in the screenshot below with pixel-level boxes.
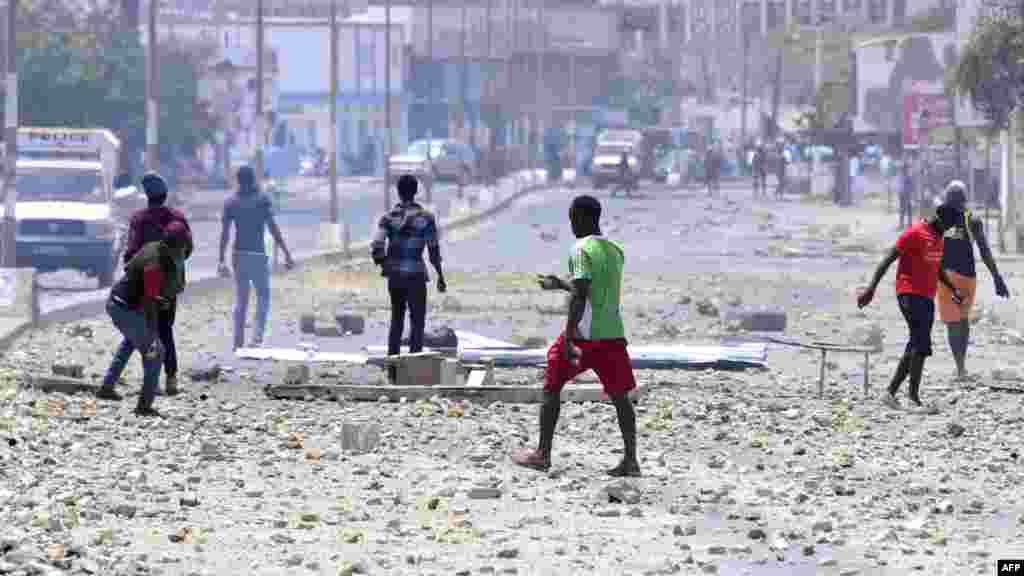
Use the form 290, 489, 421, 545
372, 175, 447, 381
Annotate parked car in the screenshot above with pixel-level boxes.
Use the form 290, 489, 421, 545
388, 139, 476, 186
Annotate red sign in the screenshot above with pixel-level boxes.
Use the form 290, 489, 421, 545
902, 90, 952, 148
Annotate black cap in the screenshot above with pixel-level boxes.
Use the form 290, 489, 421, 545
140, 172, 168, 203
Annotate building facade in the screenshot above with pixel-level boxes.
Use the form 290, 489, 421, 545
146, 5, 411, 176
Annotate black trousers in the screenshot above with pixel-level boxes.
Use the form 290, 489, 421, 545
159, 299, 178, 377
387, 275, 428, 356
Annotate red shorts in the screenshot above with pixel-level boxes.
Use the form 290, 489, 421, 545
544, 333, 637, 397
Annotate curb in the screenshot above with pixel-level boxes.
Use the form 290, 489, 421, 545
0, 174, 556, 352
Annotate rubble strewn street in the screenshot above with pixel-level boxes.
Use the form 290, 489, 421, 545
3, 183, 1024, 575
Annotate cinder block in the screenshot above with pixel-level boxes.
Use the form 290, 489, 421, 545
334, 310, 365, 335
299, 314, 316, 334
52, 363, 84, 379
341, 423, 380, 454
314, 325, 343, 337
285, 365, 311, 386
737, 310, 788, 332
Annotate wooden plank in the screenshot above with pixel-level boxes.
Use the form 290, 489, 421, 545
265, 382, 647, 404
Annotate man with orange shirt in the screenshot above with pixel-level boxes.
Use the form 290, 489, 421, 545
857, 203, 963, 413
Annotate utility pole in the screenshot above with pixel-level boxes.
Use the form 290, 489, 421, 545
145, 0, 159, 172
811, 0, 822, 199
329, 0, 339, 226
425, 0, 433, 202
1, 0, 17, 268
255, 0, 265, 183
460, 1, 467, 150
384, 0, 392, 210
741, 33, 749, 150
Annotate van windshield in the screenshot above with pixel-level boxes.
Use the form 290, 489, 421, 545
15, 169, 104, 203
596, 144, 633, 155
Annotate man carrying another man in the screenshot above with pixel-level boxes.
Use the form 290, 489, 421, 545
858, 202, 964, 412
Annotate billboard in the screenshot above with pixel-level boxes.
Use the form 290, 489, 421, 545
902, 82, 953, 148
854, 33, 958, 135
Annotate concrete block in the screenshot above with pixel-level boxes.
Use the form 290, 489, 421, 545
314, 325, 343, 337
385, 353, 444, 386
285, 365, 311, 386
737, 310, 788, 332
300, 314, 316, 334
334, 312, 365, 335
52, 363, 84, 379
0, 268, 37, 322
341, 422, 380, 454
440, 359, 459, 387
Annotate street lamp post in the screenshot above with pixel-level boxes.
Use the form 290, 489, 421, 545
2, 0, 18, 268
329, 0, 339, 226
384, 0, 392, 211
146, 0, 159, 172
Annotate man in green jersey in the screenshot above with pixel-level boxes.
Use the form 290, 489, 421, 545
513, 195, 640, 477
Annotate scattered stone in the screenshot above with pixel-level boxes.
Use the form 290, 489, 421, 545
334, 310, 366, 335
696, 299, 719, 317
284, 365, 310, 386
188, 365, 221, 382
602, 481, 641, 505
112, 504, 137, 519
736, 309, 787, 332
468, 487, 502, 500
947, 423, 966, 438
179, 496, 200, 508
341, 423, 380, 454
748, 528, 767, 540
496, 548, 519, 559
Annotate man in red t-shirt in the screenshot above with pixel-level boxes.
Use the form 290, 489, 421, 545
857, 203, 963, 413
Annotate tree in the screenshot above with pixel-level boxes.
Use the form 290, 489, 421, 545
954, 12, 1024, 130
4, 3, 214, 179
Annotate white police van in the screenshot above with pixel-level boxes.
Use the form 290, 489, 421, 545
1, 128, 137, 287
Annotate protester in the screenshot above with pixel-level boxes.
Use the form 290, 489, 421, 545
371, 175, 446, 383
857, 203, 964, 413
101, 172, 193, 397
704, 145, 720, 197
938, 181, 1010, 380
899, 162, 914, 229
752, 144, 768, 199
513, 195, 640, 477
775, 140, 788, 199
97, 221, 190, 417
218, 165, 294, 350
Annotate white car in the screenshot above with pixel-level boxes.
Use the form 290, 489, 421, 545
389, 139, 476, 186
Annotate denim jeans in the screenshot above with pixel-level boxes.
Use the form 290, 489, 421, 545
106, 299, 178, 382
387, 275, 428, 356
233, 252, 271, 348
103, 299, 162, 405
